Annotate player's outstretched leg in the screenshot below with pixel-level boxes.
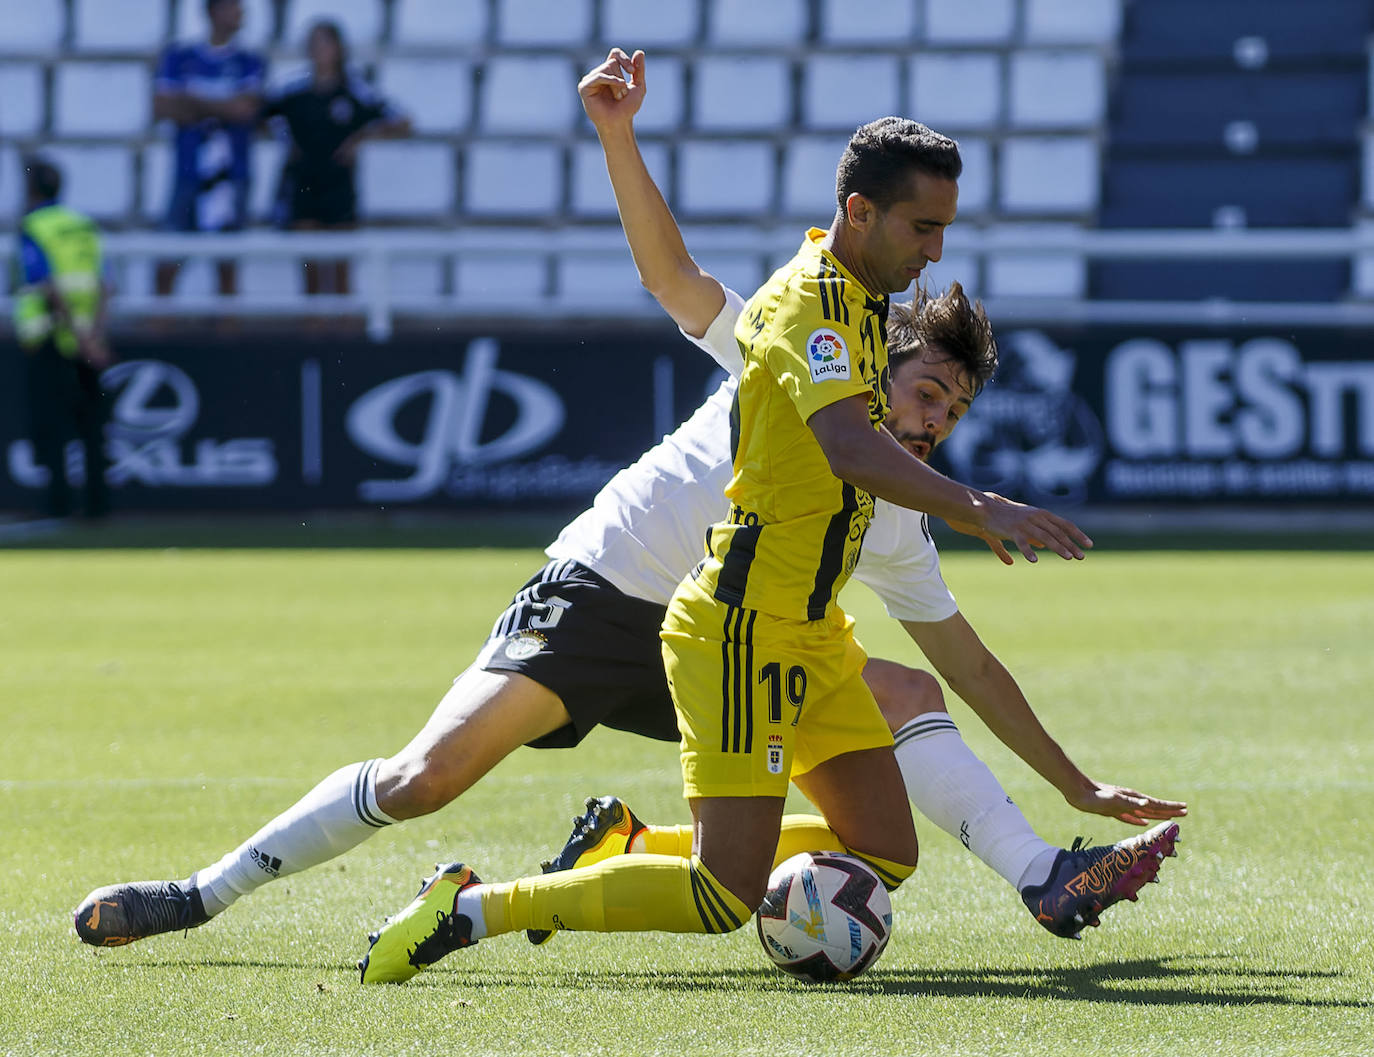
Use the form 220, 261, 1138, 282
358, 863, 483, 984
74, 879, 209, 947
526, 795, 648, 945
1020, 821, 1181, 939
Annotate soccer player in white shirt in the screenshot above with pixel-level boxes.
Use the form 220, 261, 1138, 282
74, 50, 1183, 962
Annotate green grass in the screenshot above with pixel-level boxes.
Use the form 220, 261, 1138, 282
1, 547, 1371, 1056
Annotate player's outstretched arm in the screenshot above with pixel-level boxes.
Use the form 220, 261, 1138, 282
809, 395, 1092, 562
579, 48, 725, 338
902, 614, 1188, 826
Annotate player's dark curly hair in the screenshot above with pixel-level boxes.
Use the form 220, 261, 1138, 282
835, 117, 962, 213
888, 282, 997, 396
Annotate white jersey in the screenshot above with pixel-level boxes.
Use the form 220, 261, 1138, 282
547, 289, 958, 624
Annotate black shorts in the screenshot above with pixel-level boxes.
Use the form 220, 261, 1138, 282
478, 559, 680, 749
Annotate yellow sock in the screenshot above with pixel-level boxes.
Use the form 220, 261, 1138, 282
845, 849, 916, 892
483, 854, 751, 937
637, 824, 693, 857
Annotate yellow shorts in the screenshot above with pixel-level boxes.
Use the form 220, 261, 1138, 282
661, 577, 892, 799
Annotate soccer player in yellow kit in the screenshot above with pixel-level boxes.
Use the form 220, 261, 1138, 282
359, 58, 1095, 982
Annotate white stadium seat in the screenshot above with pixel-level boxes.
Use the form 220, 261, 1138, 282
919, 251, 980, 298
53, 62, 151, 137
692, 57, 790, 132
985, 226, 1086, 297
0, 63, 45, 137
781, 136, 848, 217
0, 0, 64, 55
923, 0, 1015, 43
387, 257, 445, 304
707, 0, 807, 46
455, 255, 546, 305
801, 55, 900, 132
495, 0, 592, 47
953, 136, 992, 215
357, 141, 453, 217
910, 53, 1003, 130
570, 140, 670, 218
677, 140, 776, 216
1363, 129, 1374, 210
0, 146, 21, 222
464, 142, 562, 216
173, 0, 274, 49
555, 253, 647, 308
693, 253, 767, 304
392, 0, 489, 49
1353, 219, 1374, 297
240, 257, 305, 299
41, 144, 134, 219
632, 55, 685, 133
282, 0, 384, 50
378, 59, 473, 133
72, 0, 169, 53
480, 57, 577, 133
603, 0, 701, 46
250, 137, 286, 222
1023, 0, 1123, 45
819, 0, 917, 44
1009, 51, 1105, 128
140, 142, 172, 222
999, 137, 1099, 214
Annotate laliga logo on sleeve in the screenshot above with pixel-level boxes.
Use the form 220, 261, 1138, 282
807, 328, 851, 382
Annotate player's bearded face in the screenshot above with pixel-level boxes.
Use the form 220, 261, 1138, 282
865, 174, 959, 294
883, 352, 975, 461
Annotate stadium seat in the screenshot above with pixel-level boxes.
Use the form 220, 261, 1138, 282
387, 256, 445, 304
392, 0, 489, 49
251, 138, 286, 222
53, 62, 151, 137
282, 0, 384, 51
455, 254, 546, 305
1100, 156, 1357, 228
909, 53, 1003, 130
41, 144, 133, 219
818, 0, 917, 45
1352, 220, 1374, 297
463, 142, 561, 217
378, 59, 473, 133
999, 137, 1099, 214
555, 253, 647, 309
173, 0, 274, 49
1091, 259, 1349, 301
706, 0, 807, 46
1023, 0, 1122, 45
781, 136, 849, 218
240, 257, 305, 299
919, 251, 980, 297
986, 234, 1087, 298
0, 0, 64, 55
0, 146, 21, 222
72, 0, 168, 53
1111, 70, 1366, 151
1121, 0, 1373, 67
923, 0, 1014, 44
602, 0, 700, 46
801, 55, 900, 132
140, 143, 172, 223
628, 55, 685, 133
357, 141, 454, 217
0, 63, 44, 136
570, 140, 670, 218
677, 141, 776, 217
1008, 51, 1105, 128
692, 252, 767, 303
480, 57, 577, 133
1365, 132, 1374, 210
495, 0, 592, 47
953, 136, 992, 215
692, 57, 790, 132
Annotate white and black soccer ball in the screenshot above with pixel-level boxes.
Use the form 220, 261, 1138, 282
755, 851, 893, 983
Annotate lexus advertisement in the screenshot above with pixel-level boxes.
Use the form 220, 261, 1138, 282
2, 324, 1372, 510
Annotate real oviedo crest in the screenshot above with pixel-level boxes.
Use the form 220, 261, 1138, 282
806, 328, 851, 383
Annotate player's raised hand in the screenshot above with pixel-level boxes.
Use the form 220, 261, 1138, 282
578, 48, 646, 131
1064, 781, 1189, 827
947, 492, 1093, 564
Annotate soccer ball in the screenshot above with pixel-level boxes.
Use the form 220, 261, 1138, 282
755, 851, 893, 982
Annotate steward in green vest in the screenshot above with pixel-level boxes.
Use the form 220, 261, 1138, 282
11, 157, 112, 519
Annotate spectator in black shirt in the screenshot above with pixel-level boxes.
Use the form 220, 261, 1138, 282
264, 20, 410, 295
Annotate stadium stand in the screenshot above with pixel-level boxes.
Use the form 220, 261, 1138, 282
1, 0, 1372, 326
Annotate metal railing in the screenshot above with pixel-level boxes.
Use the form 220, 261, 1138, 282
4, 225, 1374, 340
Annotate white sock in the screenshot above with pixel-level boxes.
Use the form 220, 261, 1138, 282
455, 886, 487, 940
893, 713, 1055, 891
195, 759, 399, 915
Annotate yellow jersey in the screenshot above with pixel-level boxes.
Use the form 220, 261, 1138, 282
690, 228, 891, 622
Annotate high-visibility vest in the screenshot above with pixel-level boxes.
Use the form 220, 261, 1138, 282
13, 204, 103, 356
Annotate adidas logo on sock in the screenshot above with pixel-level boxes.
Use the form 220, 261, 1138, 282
250, 847, 283, 877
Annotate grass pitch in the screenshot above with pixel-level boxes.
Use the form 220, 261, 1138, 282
1, 544, 1370, 1056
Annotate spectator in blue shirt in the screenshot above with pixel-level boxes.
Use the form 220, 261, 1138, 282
152, 0, 266, 298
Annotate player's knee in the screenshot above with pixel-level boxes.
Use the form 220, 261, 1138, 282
374, 756, 461, 820
868, 662, 945, 733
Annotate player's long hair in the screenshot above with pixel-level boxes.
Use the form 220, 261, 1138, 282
889, 282, 998, 396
